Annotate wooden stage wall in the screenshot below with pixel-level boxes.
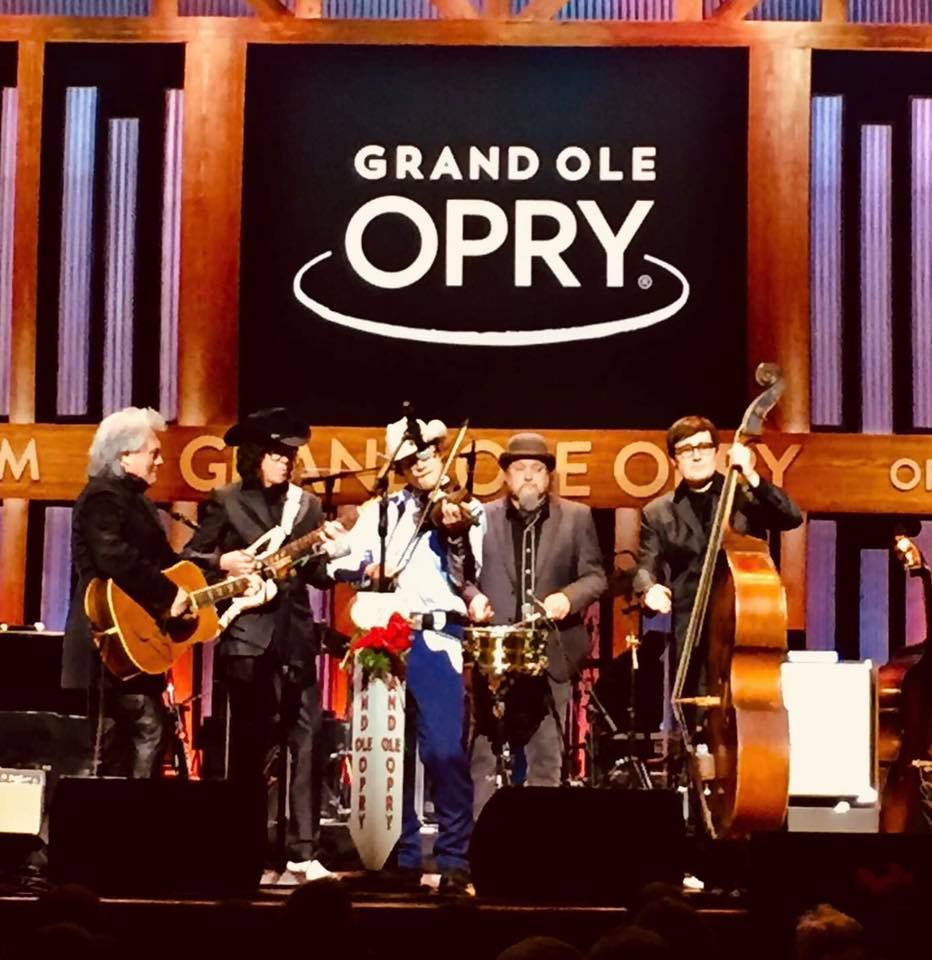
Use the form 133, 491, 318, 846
2, 7, 932, 643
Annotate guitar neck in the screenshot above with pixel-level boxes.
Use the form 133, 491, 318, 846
264, 528, 325, 565
190, 575, 254, 610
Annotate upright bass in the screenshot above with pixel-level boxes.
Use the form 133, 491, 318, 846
673, 363, 791, 838
878, 532, 932, 832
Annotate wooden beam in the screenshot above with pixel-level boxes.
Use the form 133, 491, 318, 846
293, 0, 322, 18
747, 44, 812, 431
516, 0, 570, 21
0, 41, 44, 623
178, 38, 246, 426
150, 0, 178, 16
0, 19, 930, 52
0, 499, 28, 624
782, 520, 806, 632
709, 0, 759, 20
673, 0, 703, 20
430, 0, 480, 19
482, 0, 511, 20
7, 424, 932, 516
821, 0, 846, 23
9, 41, 42, 425
245, 0, 294, 19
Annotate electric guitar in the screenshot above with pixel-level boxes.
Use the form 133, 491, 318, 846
216, 514, 355, 630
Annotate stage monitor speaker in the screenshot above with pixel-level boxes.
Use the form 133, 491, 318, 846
470, 786, 685, 903
49, 776, 266, 897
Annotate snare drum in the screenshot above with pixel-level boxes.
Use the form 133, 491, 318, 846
463, 625, 549, 678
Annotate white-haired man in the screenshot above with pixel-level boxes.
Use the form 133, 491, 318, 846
63, 406, 188, 778
329, 415, 484, 893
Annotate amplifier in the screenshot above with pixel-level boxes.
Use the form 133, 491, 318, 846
0, 768, 45, 835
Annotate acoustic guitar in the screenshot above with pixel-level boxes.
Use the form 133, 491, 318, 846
85, 561, 254, 680
85, 520, 350, 679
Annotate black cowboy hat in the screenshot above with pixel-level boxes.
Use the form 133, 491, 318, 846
223, 408, 310, 448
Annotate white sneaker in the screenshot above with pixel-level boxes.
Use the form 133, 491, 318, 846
682, 873, 705, 892
286, 859, 334, 882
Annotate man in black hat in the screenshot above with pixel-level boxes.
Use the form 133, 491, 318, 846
183, 408, 341, 881
465, 432, 607, 815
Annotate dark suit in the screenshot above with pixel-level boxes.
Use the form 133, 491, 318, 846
468, 496, 607, 812
183, 480, 330, 865
633, 472, 803, 650
62, 472, 179, 777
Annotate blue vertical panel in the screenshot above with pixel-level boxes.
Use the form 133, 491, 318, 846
810, 96, 844, 427
0, 88, 16, 418
0, 0, 149, 12
860, 125, 894, 434
859, 549, 889, 664
40, 506, 73, 631
57, 87, 98, 417
850, 0, 932, 22
103, 118, 139, 416
806, 519, 837, 651
748, 0, 820, 19
904, 522, 932, 647
321, 0, 440, 15
177, 0, 255, 14
160, 91, 183, 422
912, 98, 932, 429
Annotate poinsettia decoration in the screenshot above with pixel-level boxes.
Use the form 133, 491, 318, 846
345, 612, 413, 685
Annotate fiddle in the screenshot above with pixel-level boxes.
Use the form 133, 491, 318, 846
427, 475, 481, 535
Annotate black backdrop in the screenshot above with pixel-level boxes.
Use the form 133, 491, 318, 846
240, 45, 748, 429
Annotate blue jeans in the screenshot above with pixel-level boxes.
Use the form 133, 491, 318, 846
396, 629, 473, 873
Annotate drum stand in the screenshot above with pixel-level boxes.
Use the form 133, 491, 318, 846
595, 636, 653, 790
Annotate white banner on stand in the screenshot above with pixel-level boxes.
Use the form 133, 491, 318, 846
349, 666, 405, 870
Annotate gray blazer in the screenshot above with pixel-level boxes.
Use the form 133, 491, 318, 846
467, 496, 607, 683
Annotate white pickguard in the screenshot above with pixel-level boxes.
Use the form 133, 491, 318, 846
216, 526, 288, 631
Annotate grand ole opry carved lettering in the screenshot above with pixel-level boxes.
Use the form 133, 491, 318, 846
2, 425, 931, 514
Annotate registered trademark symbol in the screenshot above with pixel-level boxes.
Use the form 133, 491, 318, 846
638, 274, 653, 290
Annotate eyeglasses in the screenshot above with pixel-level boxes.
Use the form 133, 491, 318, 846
265, 449, 296, 464
674, 442, 716, 458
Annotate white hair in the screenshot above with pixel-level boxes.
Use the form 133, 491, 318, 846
87, 407, 166, 478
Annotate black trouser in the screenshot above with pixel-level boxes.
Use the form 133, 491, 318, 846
221, 648, 323, 865
98, 674, 167, 779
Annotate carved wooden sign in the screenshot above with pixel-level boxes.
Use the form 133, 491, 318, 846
2, 424, 932, 514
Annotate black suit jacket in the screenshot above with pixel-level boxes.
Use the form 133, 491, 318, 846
182, 482, 329, 667
633, 472, 803, 647
62, 474, 179, 690
468, 496, 607, 682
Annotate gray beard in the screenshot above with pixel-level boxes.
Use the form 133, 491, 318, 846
517, 487, 543, 513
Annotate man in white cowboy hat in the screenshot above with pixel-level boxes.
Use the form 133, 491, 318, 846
329, 413, 484, 894
465, 432, 607, 816
183, 408, 341, 882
